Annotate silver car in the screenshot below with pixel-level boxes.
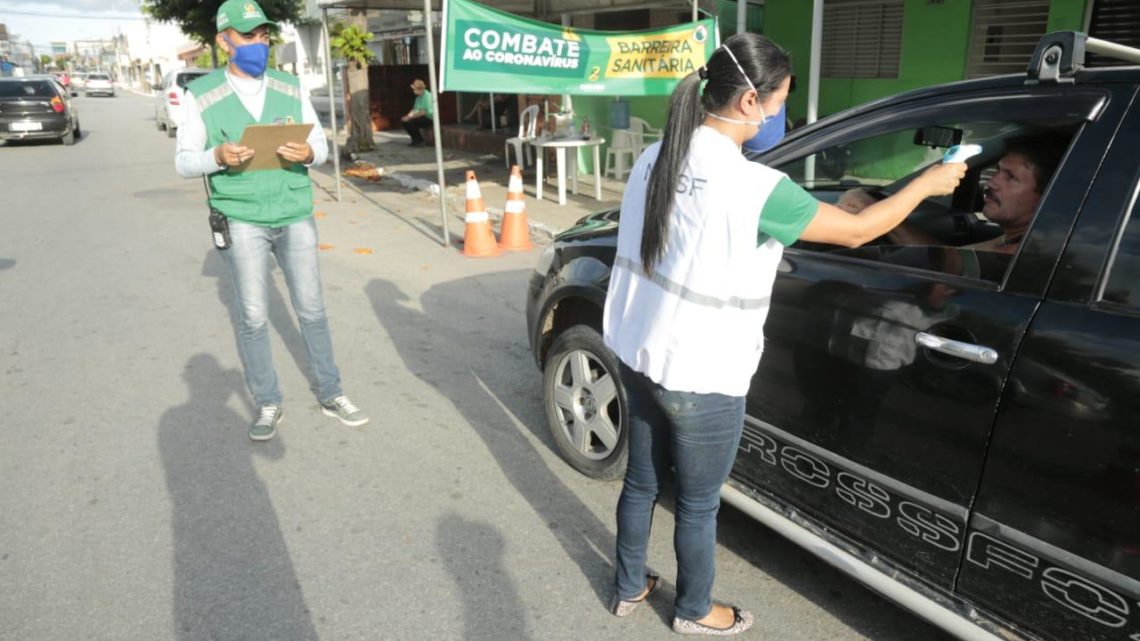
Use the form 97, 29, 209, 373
154, 68, 209, 138
84, 72, 114, 97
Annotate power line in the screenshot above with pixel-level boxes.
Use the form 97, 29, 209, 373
0, 7, 148, 21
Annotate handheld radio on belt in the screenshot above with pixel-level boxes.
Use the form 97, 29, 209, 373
202, 175, 231, 250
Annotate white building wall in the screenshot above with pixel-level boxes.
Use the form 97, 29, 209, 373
119, 20, 194, 91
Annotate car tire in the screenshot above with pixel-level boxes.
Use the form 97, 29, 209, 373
543, 325, 628, 480
61, 126, 76, 146
74, 120, 81, 138
167, 124, 177, 138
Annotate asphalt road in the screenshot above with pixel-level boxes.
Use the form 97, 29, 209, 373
0, 89, 953, 641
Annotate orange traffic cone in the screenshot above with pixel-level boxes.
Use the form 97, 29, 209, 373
499, 165, 534, 252
462, 170, 503, 258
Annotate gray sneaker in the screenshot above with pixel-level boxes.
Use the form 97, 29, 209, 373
249, 406, 283, 441
321, 395, 369, 426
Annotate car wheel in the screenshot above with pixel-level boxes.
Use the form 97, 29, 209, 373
61, 126, 76, 146
74, 120, 81, 138
167, 124, 177, 138
543, 325, 628, 480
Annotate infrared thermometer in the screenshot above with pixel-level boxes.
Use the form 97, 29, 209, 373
942, 144, 983, 164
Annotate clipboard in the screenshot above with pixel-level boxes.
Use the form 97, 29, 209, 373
234, 123, 314, 171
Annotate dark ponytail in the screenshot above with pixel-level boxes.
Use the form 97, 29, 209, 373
640, 33, 792, 275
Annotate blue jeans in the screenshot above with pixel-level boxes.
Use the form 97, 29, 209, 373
222, 216, 342, 407
614, 362, 745, 621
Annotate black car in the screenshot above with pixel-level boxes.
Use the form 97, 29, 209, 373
526, 32, 1140, 641
0, 76, 81, 145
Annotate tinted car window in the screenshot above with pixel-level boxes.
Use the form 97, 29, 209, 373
1101, 183, 1140, 308
88, 73, 110, 80
778, 118, 1078, 284
0, 80, 57, 98
175, 72, 207, 89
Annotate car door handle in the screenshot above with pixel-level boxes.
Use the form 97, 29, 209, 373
915, 332, 999, 365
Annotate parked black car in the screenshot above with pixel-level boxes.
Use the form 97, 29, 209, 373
526, 32, 1140, 641
0, 76, 80, 145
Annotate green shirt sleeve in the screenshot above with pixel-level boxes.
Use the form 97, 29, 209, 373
414, 92, 433, 118
758, 177, 818, 246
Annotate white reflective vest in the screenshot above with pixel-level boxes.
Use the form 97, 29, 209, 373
603, 126, 789, 396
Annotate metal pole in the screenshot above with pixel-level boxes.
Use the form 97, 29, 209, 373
807, 0, 822, 125
692, 0, 698, 22
805, 0, 822, 185
489, 91, 496, 133
321, 9, 342, 203
736, 0, 747, 34
425, 0, 450, 246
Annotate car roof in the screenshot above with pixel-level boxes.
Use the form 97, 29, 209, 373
780, 65, 1139, 147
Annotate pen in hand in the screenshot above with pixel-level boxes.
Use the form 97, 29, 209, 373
216, 128, 254, 168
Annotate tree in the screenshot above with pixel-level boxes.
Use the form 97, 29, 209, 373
141, 0, 304, 67
329, 14, 375, 154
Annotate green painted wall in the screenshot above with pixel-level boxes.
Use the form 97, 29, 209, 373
762, 0, 813, 123
1048, 0, 1089, 32
817, 0, 971, 120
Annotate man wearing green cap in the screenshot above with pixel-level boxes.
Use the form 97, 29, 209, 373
176, 0, 369, 441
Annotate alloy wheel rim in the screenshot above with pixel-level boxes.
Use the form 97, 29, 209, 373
551, 348, 621, 460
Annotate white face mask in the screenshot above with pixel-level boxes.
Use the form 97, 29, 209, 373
707, 45, 769, 128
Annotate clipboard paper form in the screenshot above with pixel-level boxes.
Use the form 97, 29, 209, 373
234, 123, 314, 171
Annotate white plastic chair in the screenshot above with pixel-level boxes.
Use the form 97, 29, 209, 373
604, 117, 662, 181
630, 116, 662, 153
505, 104, 540, 169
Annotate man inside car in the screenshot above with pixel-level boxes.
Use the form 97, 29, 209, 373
838, 134, 1067, 253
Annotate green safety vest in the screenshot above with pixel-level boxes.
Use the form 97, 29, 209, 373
188, 69, 312, 227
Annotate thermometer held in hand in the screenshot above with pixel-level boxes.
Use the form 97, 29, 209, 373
943, 144, 983, 164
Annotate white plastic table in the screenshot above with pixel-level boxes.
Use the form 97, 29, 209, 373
529, 136, 606, 205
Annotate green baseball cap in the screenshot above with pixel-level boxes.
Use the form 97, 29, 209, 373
216, 0, 276, 33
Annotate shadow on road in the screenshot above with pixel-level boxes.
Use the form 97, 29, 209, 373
437, 512, 532, 641
0, 258, 14, 270
158, 353, 320, 641
201, 248, 321, 402
365, 274, 617, 607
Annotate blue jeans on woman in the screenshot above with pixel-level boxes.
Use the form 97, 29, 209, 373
222, 216, 342, 408
614, 362, 745, 621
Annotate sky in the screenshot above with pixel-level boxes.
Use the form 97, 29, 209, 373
0, 1, 164, 54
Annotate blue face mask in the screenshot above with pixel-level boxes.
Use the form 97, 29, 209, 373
225, 35, 270, 77
743, 103, 786, 153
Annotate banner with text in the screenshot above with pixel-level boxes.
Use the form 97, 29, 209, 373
440, 0, 719, 96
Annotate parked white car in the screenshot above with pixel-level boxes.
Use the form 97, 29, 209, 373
84, 72, 114, 97
154, 68, 209, 138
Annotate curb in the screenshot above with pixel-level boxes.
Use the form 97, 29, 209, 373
339, 165, 562, 242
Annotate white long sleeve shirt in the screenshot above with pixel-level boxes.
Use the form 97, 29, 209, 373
175, 70, 328, 178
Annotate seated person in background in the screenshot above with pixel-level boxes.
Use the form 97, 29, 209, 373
401, 79, 433, 147
463, 93, 516, 129
838, 134, 1068, 254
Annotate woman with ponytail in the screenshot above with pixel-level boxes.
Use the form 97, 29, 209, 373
602, 33, 966, 635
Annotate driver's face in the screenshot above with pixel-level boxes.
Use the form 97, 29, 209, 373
983, 152, 1041, 231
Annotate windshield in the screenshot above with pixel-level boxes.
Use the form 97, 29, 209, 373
89, 74, 110, 80
0, 81, 56, 98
